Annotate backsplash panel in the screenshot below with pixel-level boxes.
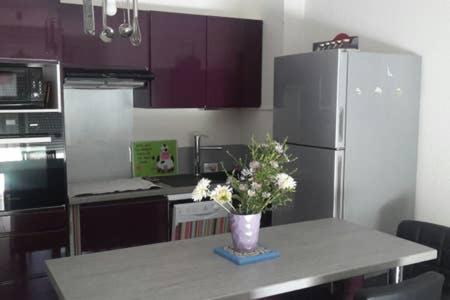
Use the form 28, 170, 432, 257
177, 144, 248, 174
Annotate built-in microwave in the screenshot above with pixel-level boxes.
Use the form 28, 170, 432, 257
0, 65, 45, 108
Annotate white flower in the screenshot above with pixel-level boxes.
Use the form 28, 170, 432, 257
275, 173, 297, 190
241, 168, 252, 178
247, 189, 256, 197
284, 153, 290, 162
210, 185, 233, 204
251, 182, 262, 191
191, 178, 211, 202
239, 184, 248, 191
270, 161, 279, 169
275, 142, 284, 154
262, 192, 271, 199
249, 160, 261, 172
226, 176, 232, 185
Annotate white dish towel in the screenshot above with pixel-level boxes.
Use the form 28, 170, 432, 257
68, 178, 160, 198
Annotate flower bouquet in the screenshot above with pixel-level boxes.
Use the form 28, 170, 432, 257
192, 135, 297, 252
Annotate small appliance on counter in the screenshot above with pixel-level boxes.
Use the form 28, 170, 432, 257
0, 59, 62, 112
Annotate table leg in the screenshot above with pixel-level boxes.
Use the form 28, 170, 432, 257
69, 205, 82, 256
388, 266, 403, 284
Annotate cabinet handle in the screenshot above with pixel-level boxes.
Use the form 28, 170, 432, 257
0, 204, 65, 216
0, 137, 51, 145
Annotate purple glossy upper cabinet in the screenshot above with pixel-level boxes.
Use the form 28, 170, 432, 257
0, 0, 62, 60
150, 11, 206, 108
206, 17, 262, 108
60, 4, 149, 70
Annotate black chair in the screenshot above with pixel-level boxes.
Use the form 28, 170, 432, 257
355, 271, 444, 300
397, 220, 450, 299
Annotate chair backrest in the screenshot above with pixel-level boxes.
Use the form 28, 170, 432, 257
354, 271, 444, 300
397, 220, 450, 289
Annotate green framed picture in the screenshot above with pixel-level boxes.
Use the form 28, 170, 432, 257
132, 140, 178, 177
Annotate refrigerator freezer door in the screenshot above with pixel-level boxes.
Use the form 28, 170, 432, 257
274, 50, 348, 149
343, 52, 421, 234
272, 145, 344, 225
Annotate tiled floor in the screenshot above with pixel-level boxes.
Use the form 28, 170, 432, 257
0, 276, 58, 300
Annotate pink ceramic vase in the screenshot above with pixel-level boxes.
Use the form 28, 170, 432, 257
229, 213, 261, 252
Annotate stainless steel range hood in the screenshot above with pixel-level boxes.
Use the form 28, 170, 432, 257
63, 68, 155, 89
64, 78, 146, 89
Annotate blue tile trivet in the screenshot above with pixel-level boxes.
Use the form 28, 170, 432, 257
214, 246, 280, 265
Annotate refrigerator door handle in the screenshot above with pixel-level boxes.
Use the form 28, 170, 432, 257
338, 106, 345, 148
333, 152, 345, 219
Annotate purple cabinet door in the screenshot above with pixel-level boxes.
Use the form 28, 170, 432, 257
0, 0, 62, 60
206, 17, 262, 108
60, 4, 149, 70
80, 197, 168, 253
150, 11, 206, 108
0, 207, 66, 284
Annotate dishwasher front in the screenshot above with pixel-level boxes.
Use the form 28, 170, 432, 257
169, 195, 229, 241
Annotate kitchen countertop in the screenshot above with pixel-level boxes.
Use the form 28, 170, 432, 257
68, 172, 228, 205
46, 218, 437, 300
68, 182, 195, 205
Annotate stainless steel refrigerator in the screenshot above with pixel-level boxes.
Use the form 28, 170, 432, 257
273, 50, 421, 234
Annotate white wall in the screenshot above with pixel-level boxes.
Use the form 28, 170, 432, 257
283, 0, 306, 54
133, 109, 242, 147
300, 0, 450, 226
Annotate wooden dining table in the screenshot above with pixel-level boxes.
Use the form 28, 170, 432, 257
46, 218, 437, 300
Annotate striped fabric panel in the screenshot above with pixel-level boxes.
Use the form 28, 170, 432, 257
215, 218, 223, 235
196, 220, 203, 238
175, 224, 181, 240
191, 221, 196, 239
186, 222, 192, 239
173, 217, 231, 241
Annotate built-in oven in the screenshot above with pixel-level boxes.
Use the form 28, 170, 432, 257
0, 64, 45, 108
0, 113, 66, 212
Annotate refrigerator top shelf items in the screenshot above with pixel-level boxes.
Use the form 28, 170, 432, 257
313, 34, 359, 52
